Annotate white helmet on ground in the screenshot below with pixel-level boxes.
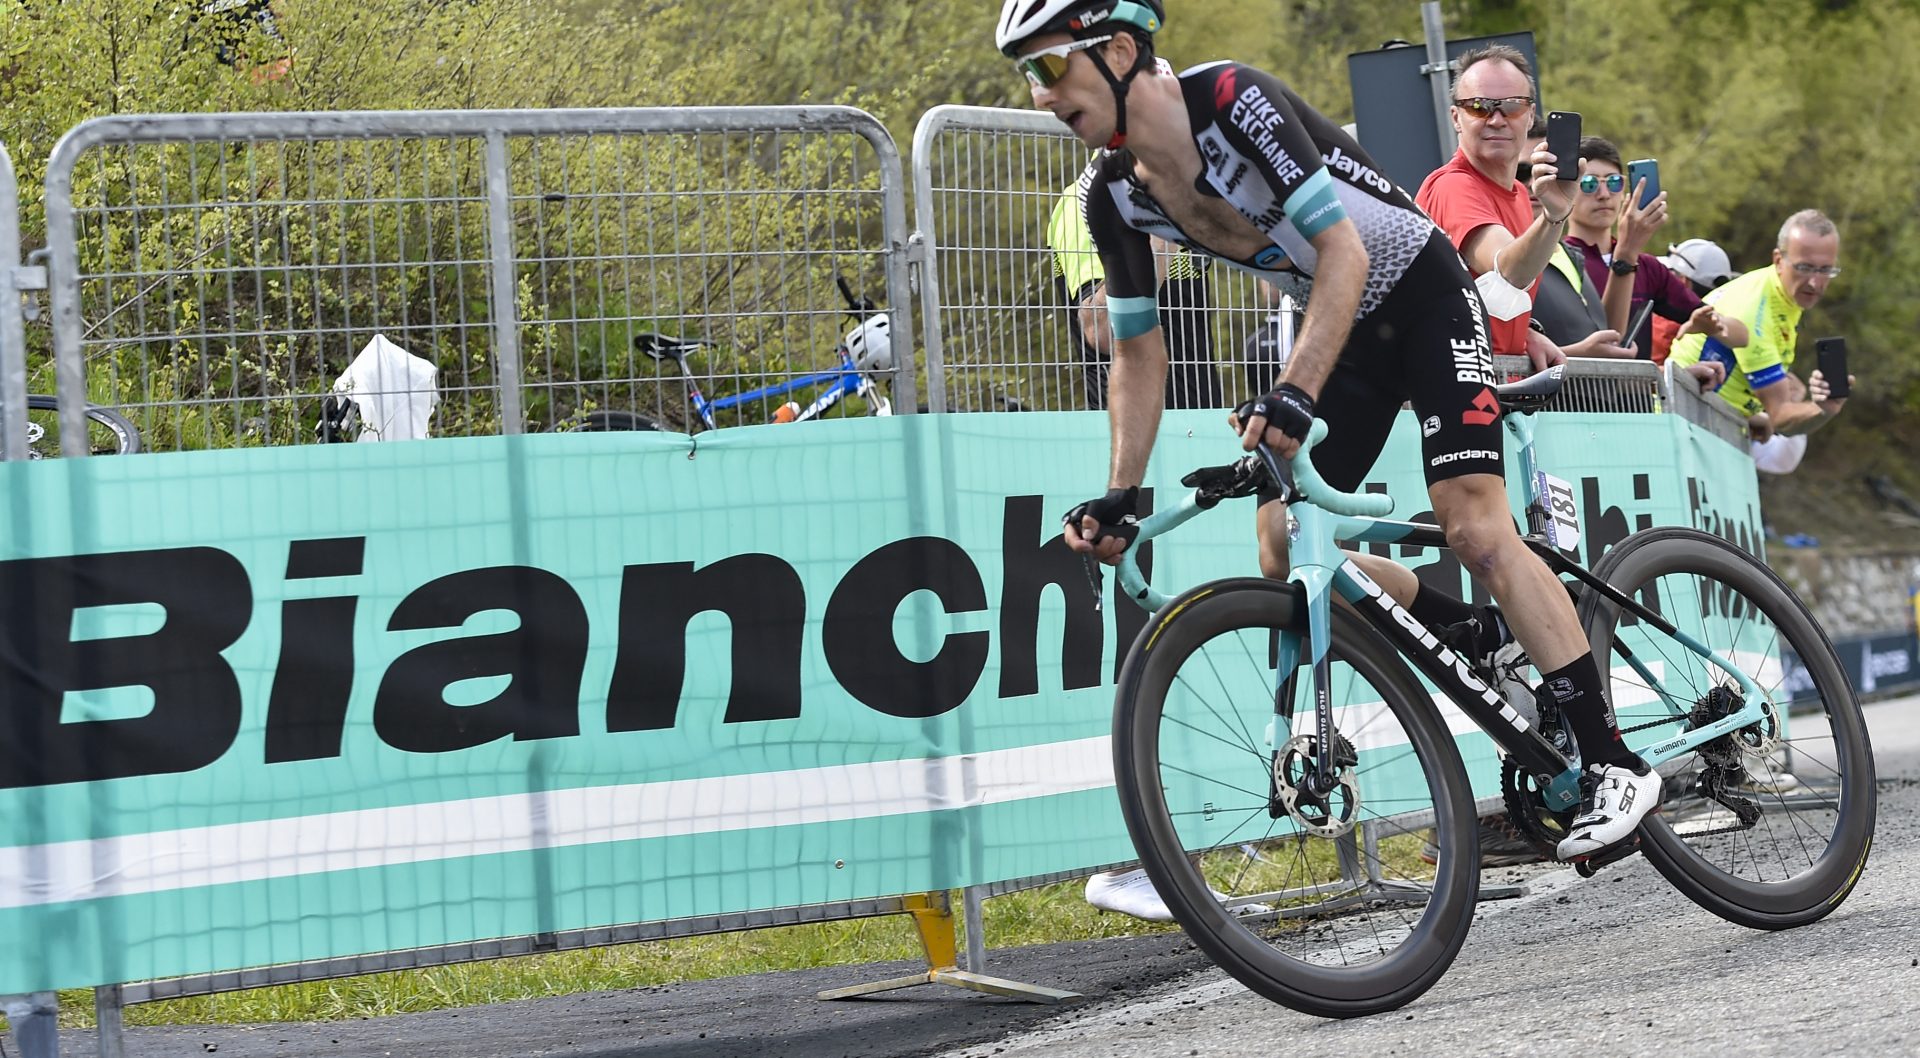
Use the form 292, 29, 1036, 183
844, 314, 893, 375
996, 0, 1164, 57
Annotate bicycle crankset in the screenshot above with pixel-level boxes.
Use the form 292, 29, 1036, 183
1271, 733, 1360, 838
1500, 757, 1576, 855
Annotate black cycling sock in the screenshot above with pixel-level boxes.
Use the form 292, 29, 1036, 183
1541, 654, 1646, 771
1409, 583, 1476, 630
1409, 585, 1501, 656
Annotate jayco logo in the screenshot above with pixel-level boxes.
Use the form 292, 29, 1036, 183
1322, 146, 1394, 196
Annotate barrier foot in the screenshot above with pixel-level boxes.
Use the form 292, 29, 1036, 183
3, 991, 62, 1058
817, 892, 1080, 1005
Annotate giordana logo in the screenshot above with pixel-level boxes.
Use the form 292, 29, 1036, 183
1422, 416, 1441, 438
1429, 449, 1499, 467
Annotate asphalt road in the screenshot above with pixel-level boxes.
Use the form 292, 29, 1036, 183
50, 694, 1920, 1058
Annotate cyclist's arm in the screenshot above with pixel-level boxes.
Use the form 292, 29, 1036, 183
1086, 177, 1168, 488
1280, 219, 1366, 397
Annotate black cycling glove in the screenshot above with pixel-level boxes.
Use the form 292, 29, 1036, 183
1235, 382, 1315, 443
1062, 486, 1140, 548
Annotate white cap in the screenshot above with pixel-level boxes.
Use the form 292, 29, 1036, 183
1664, 238, 1736, 287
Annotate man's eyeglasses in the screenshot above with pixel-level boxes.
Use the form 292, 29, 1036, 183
1015, 35, 1113, 89
1786, 260, 1843, 278
1452, 96, 1533, 119
1579, 173, 1624, 195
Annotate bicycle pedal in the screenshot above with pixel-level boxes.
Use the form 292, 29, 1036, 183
1571, 835, 1641, 877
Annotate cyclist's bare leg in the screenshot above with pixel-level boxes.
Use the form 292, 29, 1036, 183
1425, 473, 1585, 670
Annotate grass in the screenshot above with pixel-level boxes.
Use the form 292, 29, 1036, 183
20, 880, 1179, 1031
12, 829, 1436, 1031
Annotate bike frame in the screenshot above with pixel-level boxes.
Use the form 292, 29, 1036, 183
675, 348, 882, 431
1118, 412, 1770, 813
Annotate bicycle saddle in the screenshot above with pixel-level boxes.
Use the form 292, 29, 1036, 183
1493, 365, 1565, 413
632, 332, 714, 360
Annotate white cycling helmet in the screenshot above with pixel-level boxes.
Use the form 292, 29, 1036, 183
844, 314, 893, 375
996, 0, 1164, 57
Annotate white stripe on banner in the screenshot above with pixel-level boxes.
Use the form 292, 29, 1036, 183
0, 737, 1115, 910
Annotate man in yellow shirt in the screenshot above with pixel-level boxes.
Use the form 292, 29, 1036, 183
1670, 209, 1851, 436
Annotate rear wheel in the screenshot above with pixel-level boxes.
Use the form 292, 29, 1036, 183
1581, 527, 1875, 929
1113, 578, 1478, 1017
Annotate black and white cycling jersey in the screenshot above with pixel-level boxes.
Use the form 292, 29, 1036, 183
1081, 60, 1440, 321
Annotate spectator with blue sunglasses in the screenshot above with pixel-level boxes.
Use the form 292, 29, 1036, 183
1563, 136, 1746, 368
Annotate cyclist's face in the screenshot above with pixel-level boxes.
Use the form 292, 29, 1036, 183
1774, 228, 1841, 309
1021, 32, 1122, 146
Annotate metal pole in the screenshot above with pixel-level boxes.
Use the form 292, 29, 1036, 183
1421, 1, 1457, 163
482, 131, 525, 435
0, 143, 28, 462
3, 991, 62, 1058
93, 986, 125, 1058
962, 884, 988, 971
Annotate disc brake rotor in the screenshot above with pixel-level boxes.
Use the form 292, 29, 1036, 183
1272, 733, 1360, 838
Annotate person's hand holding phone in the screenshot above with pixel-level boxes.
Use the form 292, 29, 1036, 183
1810, 369, 1854, 413
1535, 111, 1581, 223
1614, 181, 1669, 261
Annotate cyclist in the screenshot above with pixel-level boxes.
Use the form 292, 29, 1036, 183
997, 0, 1660, 865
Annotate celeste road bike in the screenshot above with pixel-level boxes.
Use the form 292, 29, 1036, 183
1108, 367, 1876, 1017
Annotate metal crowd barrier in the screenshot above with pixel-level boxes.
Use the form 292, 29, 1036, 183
41, 107, 914, 452
912, 105, 1290, 415
0, 142, 28, 462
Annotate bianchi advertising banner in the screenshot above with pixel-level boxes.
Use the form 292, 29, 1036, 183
0, 409, 1760, 993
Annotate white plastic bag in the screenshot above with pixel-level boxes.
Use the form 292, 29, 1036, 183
331, 334, 439, 441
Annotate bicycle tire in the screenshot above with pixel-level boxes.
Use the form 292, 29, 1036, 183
23, 395, 143, 455
566, 409, 665, 432
1580, 526, 1874, 930
1113, 578, 1479, 1017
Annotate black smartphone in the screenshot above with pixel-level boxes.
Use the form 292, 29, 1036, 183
1545, 111, 1581, 181
1624, 299, 1657, 358
1816, 337, 1850, 398
1626, 158, 1660, 209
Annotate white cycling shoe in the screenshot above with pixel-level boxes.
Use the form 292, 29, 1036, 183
1085, 868, 1272, 921
1556, 763, 1663, 862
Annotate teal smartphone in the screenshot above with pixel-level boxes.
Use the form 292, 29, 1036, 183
1626, 158, 1660, 208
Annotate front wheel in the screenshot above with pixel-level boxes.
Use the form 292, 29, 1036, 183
1112, 578, 1479, 1017
1581, 527, 1875, 930
23, 395, 143, 456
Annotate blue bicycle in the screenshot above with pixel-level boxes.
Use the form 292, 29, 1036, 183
576, 278, 893, 433
1108, 367, 1874, 1017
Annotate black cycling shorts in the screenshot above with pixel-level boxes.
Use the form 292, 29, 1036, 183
1299, 228, 1506, 495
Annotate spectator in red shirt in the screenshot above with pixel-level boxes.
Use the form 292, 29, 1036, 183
1414, 44, 1573, 369
1562, 137, 1746, 364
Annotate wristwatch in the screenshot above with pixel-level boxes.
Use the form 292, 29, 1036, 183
1609, 258, 1639, 276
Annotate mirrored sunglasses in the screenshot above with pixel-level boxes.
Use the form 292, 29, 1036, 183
1579, 173, 1625, 195
1452, 96, 1533, 119
1015, 35, 1113, 89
